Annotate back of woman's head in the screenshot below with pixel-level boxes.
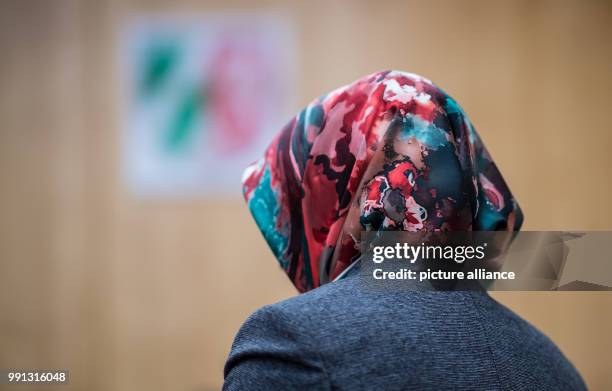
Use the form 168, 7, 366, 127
242, 70, 522, 292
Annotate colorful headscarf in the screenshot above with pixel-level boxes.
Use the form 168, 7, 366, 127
242, 70, 523, 293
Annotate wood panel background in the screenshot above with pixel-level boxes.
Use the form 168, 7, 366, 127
1, 0, 611, 390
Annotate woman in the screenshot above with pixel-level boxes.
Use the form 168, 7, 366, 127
224, 71, 586, 390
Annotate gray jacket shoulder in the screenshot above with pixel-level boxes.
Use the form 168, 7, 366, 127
224, 277, 586, 391
223, 286, 334, 390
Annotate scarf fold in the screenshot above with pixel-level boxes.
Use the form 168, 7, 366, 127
242, 70, 523, 293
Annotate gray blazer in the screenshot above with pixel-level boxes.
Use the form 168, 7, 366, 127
223, 263, 586, 390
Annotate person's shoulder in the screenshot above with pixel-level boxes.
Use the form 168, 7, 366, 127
223, 285, 335, 386
231, 277, 359, 348
256, 275, 365, 324
223, 287, 335, 389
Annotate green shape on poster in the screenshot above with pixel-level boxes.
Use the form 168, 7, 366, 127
140, 42, 179, 97
164, 87, 205, 153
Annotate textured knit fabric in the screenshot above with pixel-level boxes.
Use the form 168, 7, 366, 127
242, 70, 522, 293
223, 264, 586, 390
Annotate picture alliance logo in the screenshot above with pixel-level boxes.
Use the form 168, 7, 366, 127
371, 242, 489, 264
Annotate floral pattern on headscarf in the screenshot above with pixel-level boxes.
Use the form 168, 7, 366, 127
242, 70, 523, 292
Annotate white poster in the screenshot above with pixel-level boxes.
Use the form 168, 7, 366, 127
120, 15, 296, 196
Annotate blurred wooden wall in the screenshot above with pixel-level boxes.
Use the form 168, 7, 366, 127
1, 0, 611, 390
